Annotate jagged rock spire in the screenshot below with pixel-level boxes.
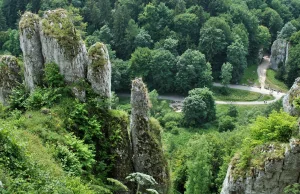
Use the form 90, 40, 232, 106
130, 78, 170, 193
87, 42, 111, 98
19, 12, 44, 91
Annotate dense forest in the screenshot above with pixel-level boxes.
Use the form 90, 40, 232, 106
1, 0, 300, 194
0, 0, 300, 91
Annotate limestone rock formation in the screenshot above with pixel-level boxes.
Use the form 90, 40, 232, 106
39, 9, 88, 100
87, 43, 111, 98
19, 12, 44, 91
130, 78, 170, 193
283, 77, 300, 116
0, 56, 21, 105
270, 39, 289, 70
107, 110, 134, 193
221, 139, 300, 194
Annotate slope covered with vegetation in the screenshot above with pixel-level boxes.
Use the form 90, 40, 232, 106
1, 0, 300, 193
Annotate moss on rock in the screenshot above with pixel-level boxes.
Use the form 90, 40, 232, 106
19, 12, 40, 39
88, 42, 108, 69
41, 9, 81, 58
0, 55, 21, 105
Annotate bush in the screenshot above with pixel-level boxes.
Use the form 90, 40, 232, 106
218, 116, 235, 132
227, 105, 238, 118
161, 112, 183, 126
9, 84, 29, 110
24, 87, 62, 110
251, 111, 297, 142
165, 121, 178, 130
44, 63, 65, 87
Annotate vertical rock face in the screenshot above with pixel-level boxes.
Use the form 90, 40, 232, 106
130, 78, 170, 193
0, 56, 21, 105
19, 12, 44, 91
87, 43, 111, 98
221, 139, 300, 194
108, 110, 134, 193
283, 77, 300, 116
270, 39, 289, 70
39, 9, 88, 100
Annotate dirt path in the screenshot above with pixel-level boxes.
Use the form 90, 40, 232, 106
257, 56, 270, 89
117, 56, 286, 108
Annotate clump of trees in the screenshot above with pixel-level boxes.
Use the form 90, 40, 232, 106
182, 87, 216, 126
1, 0, 299, 92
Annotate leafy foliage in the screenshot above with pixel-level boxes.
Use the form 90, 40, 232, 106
183, 88, 216, 126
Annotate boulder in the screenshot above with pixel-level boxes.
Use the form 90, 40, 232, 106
0, 56, 21, 105
19, 12, 44, 91
87, 43, 111, 98
130, 78, 170, 193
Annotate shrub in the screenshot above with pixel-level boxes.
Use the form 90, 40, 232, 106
44, 63, 65, 87
250, 111, 297, 142
165, 121, 178, 130
227, 105, 238, 118
24, 87, 62, 110
161, 112, 183, 126
9, 84, 29, 110
218, 116, 235, 132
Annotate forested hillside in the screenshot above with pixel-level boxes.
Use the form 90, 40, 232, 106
0, 0, 300, 92
1, 0, 300, 194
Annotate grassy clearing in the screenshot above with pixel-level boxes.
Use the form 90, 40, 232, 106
265, 69, 289, 92
212, 86, 274, 101
240, 64, 259, 86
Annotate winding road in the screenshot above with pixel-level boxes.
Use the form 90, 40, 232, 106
118, 56, 286, 106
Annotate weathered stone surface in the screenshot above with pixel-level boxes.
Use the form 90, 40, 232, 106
19, 12, 44, 91
39, 9, 88, 100
87, 43, 111, 98
270, 39, 289, 70
0, 56, 21, 105
130, 78, 170, 194
283, 77, 300, 116
221, 139, 300, 194
108, 110, 134, 193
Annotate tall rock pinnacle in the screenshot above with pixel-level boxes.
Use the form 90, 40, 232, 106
130, 78, 170, 193
39, 9, 88, 100
87, 42, 111, 98
19, 12, 44, 91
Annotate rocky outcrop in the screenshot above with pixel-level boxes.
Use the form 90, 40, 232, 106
87, 43, 111, 98
39, 9, 88, 100
270, 39, 289, 70
0, 56, 21, 105
108, 110, 134, 193
130, 78, 170, 193
221, 139, 300, 194
283, 77, 300, 116
19, 12, 44, 91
